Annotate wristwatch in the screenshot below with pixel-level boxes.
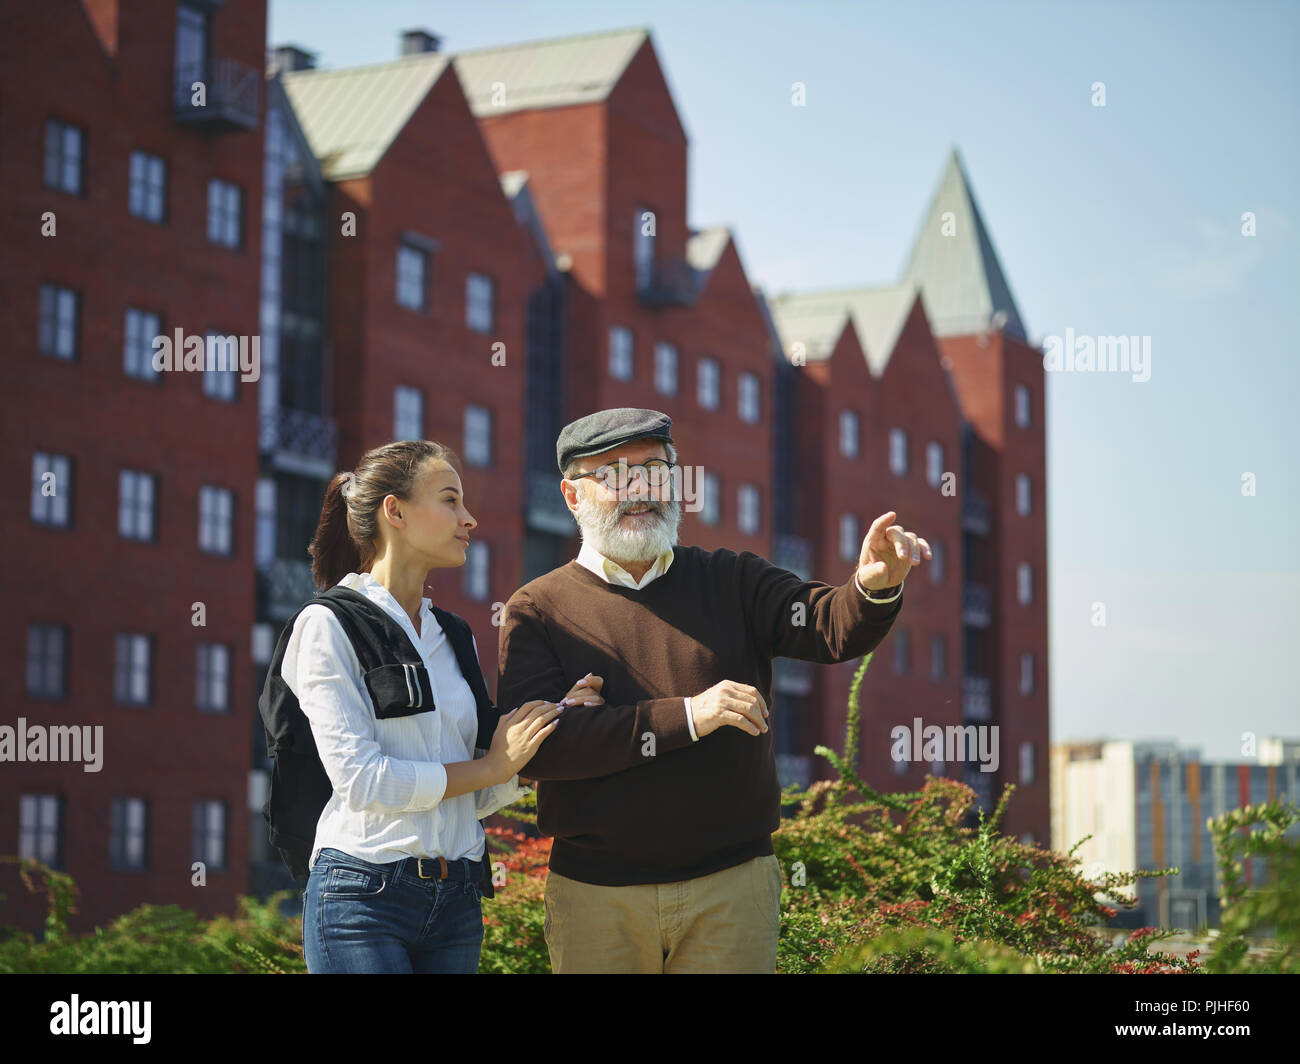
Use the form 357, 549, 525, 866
861, 578, 904, 602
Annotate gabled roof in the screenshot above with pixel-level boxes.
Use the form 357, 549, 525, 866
899, 148, 1027, 340
687, 226, 731, 295
453, 27, 649, 117
281, 53, 450, 180
767, 283, 920, 377
842, 284, 919, 377
765, 292, 851, 364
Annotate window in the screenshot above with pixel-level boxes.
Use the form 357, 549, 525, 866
464, 405, 492, 467
202, 332, 238, 400
701, 472, 720, 525
174, 3, 209, 103
930, 540, 944, 583
206, 179, 241, 248
654, 342, 678, 395
634, 207, 655, 290
255, 478, 275, 571
128, 151, 166, 222
930, 634, 947, 681
892, 628, 910, 675
118, 470, 156, 541
738, 484, 760, 535
396, 243, 428, 310
839, 513, 859, 562
609, 326, 633, 380
1019, 742, 1035, 785
39, 283, 79, 360
198, 485, 234, 555
1016, 474, 1032, 516
466, 273, 493, 333
738, 372, 760, 423
114, 634, 152, 705
43, 120, 84, 195
26, 624, 67, 699
839, 410, 859, 458
1017, 562, 1033, 604
191, 801, 227, 871
31, 452, 72, 527
464, 541, 490, 601
1015, 384, 1031, 428
697, 357, 720, 409
19, 795, 62, 868
110, 798, 149, 870
1020, 652, 1034, 695
196, 644, 230, 712
889, 428, 908, 476
124, 308, 161, 381
394, 386, 422, 441
926, 442, 943, 487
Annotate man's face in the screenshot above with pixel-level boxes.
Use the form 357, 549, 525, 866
561, 438, 682, 563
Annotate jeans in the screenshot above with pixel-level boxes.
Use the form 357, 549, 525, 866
302, 847, 485, 973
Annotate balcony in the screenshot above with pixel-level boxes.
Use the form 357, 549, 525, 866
174, 57, 261, 131
961, 582, 992, 628
962, 674, 991, 720
261, 558, 318, 621
961, 489, 990, 535
259, 408, 338, 480
636, 257, 697, 308
773, 533, 812, 580
527, 471, 575, 536
773, 658, 813, 696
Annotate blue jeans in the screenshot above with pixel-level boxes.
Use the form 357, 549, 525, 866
302, 847, 485, 973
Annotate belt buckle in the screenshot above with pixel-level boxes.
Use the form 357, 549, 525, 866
417, 856, 449, 880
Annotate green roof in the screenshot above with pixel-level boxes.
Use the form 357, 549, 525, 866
768, 283, 919, 377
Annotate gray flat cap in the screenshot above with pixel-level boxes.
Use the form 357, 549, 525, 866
557, 408, 674, 473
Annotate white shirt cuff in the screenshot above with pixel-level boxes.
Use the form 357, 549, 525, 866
685, 696, 698, 742
404, 760, 448, 811
855, 573, 904, 604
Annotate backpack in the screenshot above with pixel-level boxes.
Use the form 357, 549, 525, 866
257, 584, 500, 896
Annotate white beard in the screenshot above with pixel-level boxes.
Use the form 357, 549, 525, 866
573, 490, 682, 564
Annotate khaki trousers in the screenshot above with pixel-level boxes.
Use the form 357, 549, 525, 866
543, 854, 782, 973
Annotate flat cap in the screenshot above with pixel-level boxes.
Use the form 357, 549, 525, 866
557, 407, 674, 473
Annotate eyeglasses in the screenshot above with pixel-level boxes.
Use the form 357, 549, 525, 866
568, 458, 675, 491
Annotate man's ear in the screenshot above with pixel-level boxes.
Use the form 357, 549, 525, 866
559, 478, 580, 513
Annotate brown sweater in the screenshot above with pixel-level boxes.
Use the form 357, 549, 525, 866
496, 545, 903, 886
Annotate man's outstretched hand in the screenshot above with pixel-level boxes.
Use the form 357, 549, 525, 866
858, 511, 930, 590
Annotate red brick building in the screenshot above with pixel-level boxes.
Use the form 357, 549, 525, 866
1, 0, 267, 929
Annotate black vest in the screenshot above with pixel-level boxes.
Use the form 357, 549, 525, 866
258, 585, 501, 895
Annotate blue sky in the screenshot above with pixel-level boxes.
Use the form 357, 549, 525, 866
268, 0, 1300, 763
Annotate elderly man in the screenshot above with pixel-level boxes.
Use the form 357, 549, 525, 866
496, 408, 929, 973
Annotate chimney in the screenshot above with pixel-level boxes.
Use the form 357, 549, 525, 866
268, 44, 317, 76
401, 29, 442, 55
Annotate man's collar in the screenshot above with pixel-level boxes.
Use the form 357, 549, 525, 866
576, 542, 675, 588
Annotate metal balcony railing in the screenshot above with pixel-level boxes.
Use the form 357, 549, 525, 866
961, 582, 992, 628
636, 257, 697, 308
259, 408, 337, 479
262, 558, 318, 621
174, 57, 261, 131
962, 674, 991, 720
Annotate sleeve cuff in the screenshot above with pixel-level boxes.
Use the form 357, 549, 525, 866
405, 760, 448, 811
685, 696, 698, 742
855, 573, 904, 604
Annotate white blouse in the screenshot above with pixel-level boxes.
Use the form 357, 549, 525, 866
281, 571, 528, 868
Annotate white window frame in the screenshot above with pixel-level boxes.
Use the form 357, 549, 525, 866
609, 326, 634, 380
738, 372, 760, 423
26, 623, 67, 699
464, 405, 492, 467
1020, 652, 1034, 695
118, 469, 156, 542
202, 331, 238, 400
198, 484, 234, 555
466, 272, 494, 333
1019, 741, 1035, 784
124, 307, 161, 381
839, 513, 859, 562
31, 451, 72, 526
206, 178, 241, 248
110, 797, 149, 870
464, 541, 490, 601
634, 207, 655, 290
1015, 384, 1031, 428
44, 119, 84, 195
1016, 474, 1032, 516
738, 483, 759, 535
396, 243, 428, 310
929, 540, 944, 583
114, 633, 152, 705
129, 150, 166, 222
196, 643, 230, 713
19, 794, 61, 866
39, 283, 78, 360
394, 385, 422, 441
1017, 562, 1032, 605
926, 441, 943, 487
654, 342, 678, 395
839, 410, 859, 458
701, 472, 720, 526
889, 428, 908, 476
191, 800, 227, 870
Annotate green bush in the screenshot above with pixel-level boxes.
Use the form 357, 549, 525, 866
2, 652, 1295, 973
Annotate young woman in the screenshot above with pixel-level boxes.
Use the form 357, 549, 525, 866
286, 438, 601, 973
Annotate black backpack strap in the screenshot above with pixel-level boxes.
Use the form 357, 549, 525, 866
429, 603, 499, 748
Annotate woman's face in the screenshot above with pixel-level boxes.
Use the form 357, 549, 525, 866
390, 457, 477, 568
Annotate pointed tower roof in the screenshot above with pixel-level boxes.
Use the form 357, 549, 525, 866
900, 148, 1026, 340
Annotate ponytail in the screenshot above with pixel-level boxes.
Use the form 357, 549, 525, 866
307, 439, 462, 590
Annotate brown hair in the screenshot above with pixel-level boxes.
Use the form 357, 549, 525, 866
308, 439, 462, 590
